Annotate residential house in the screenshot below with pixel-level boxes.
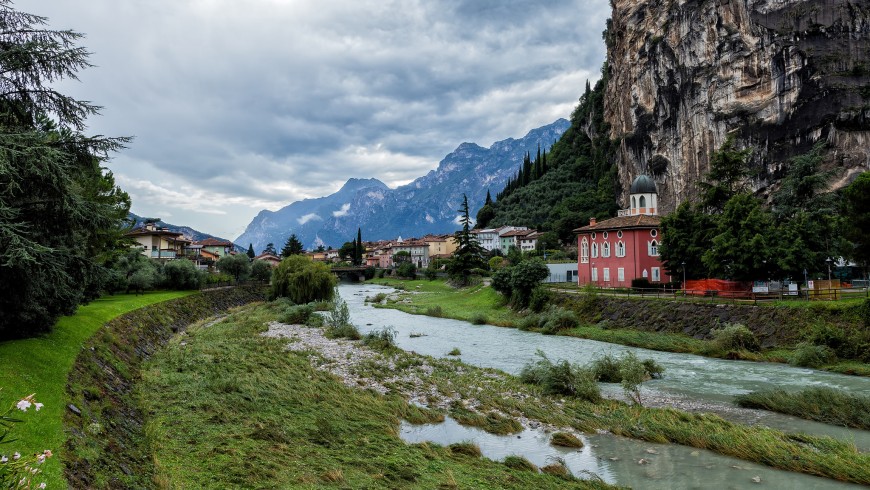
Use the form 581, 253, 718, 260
422, 234, 457, 259
255, 253, 282, 267
499, 229, 537, 253
574, 175, 668, 287
471, 226, 527, 253
194, 237, 235, 258
126, 223, 191, 259
391, 239, 429, 268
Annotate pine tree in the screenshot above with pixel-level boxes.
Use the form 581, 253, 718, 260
246, 243, 255, 258
356, 228, 363, 265
447, 194, 486, 285
281, 234, 304, 257
485, 190, 492, 206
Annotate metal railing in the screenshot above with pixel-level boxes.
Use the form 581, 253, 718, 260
549, 285, 869, 305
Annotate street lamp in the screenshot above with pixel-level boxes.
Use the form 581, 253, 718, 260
826, 257, 833, 282
681, 261, 686, 292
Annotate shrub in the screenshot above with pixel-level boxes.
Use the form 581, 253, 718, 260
517, 314, 541, 331
362, 328, 396, 351
375, 269, 385, 278
790, 342, 836, 368
367, 292, 388, 304
162, 259, 204, 290
396, 262, 417, 279
519, 351, 600, 403
324, 296, 360, 339
539, 307, 578, 334
449, 442, 482, 457
426, 305, 443, 317
448, 347, 461, 356
509, 258, 549, 309
528, 286, 551, 313
363, 266, 376, 280
490, 267, 513, 296
590, 354, 622, 383
305, 313, 325, 328
503, 456, 537, 472
216, 254, 251, 283
424, 267, 438, 280
276, 304, 314, 325
711, 323, 759, 352
590, 352, 664, 386
470, 313, 487, 325
618, 351, 647, 405
270, 255, 336, 304
251, 260, 272, 282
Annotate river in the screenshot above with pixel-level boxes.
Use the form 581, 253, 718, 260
340, 283, 868, 489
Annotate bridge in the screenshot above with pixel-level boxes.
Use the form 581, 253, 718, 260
330, 266, 369, 281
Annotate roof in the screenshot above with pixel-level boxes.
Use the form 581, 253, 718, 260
630, 175, 657, 194
501, 229, 536, 238
195, 237, 234, 247
125, 227, 186, 240
255, 253, 281, 261
573, 214, 661, 232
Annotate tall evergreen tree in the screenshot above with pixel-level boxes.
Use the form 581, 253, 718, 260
447, 194, 486, 285
263, 242, 277, 255
355, 228, 363, 265
0, 2, 132, 338
485, 190, 492, 206
246, 243, 255, 258
281, 234, 304, 257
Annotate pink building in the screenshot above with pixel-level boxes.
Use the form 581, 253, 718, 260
574, 175, 668, 287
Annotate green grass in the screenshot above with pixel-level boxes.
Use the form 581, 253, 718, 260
735, 387, 870, 430
369, 278, 516, 326
0, 290, 194, 488
138, 305, 610, 489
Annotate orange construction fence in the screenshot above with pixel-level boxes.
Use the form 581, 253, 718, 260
685, 279, 752, 296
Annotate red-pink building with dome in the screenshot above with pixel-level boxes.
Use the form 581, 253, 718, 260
574, 175, 670, 287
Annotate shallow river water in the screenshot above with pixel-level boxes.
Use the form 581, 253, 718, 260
340, 284, 868, 489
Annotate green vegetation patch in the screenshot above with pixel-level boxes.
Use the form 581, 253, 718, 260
735, 387, 870, 430
0, 290, 194, 488
139, 304, 610, 489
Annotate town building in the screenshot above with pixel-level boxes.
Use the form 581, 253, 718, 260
574, 175, 668, 287
254, 253, 282, 267
126, 222, 191, 260
194, 237, 236, 258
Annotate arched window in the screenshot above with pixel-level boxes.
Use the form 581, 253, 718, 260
649, 240, 659, 256
632, 196, 636, 209
639, 195, 646, 207
616, 241, 625, 257
602, 242, 611, 258
580, 238, 589, 263
591, 243, 599, 258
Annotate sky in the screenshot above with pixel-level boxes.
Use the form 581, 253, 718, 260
19, 0, 610, 240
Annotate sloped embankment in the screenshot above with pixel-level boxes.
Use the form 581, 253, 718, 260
63, 286, 266, 489
558, 294, 869, 349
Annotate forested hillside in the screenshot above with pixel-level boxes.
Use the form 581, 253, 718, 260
478, 72, 619, 243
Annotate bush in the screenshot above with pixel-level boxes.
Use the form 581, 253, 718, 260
448, 347, 461, 356
550, 432, 583, 448
517, 314, 541, 331
539, 307, 578, 334
270, 255, 336, 304
631, 277, 652, 289
305, 313, 325, 328
528, 287, 551, 313
618, 351, 647, 405
324, 296, 360, 339
519, 351, 600, 403
366, 293, 387, 304
396, 262, 417, 279
363, 266, 376, 280
216, 254, 251, 283
490, 267, 513, 296
251, 260, 273, 282
276, 303, 314, 325
362, 328, 396, 351
711, 323, 759, 352
375, 269, 385, 278
790, 342, 837, 368
162, 259, 204, 290
424, 267, 438, 280
503, 456, 537, 472
590, 352, 665, 385
470, 313, 487, 325
426, 305, 443, 317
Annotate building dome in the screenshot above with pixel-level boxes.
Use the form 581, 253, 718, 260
629, 175, 656, 194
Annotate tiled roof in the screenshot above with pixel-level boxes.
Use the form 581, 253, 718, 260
501, 229, 536, 238
573, 214, 661, 232
126, 227, 186, 239
195, 237, 234, 247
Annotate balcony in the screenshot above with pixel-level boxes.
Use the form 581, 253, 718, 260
150, 249, 178, 259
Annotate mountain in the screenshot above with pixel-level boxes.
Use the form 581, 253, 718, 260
128, 213, 241, 249
236, 119, 570, 251
605, 0, 870, 212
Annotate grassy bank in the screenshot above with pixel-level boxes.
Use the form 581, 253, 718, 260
141, 303, 870, 485
368, 278, 870, 376
735, 388, 870, 430
0, 291, 195, 488
139, 304, 611, 489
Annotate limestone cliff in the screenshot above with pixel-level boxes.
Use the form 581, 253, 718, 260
605, 0, 870, 211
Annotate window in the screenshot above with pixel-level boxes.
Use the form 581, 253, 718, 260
650, 229, 658, 237
602, 242, 610, 258
603, 268, 610, 282
639, 195, 646, 207
642, 269, 648, 278
603, 231, 608, 239
632, 196, 636, 209
618, 268, 625, 282
580, 238, 589, 263
591, 232, 596, 239
617, 230, 623, 238
652, 267, 661, 282
591, 268, 598, 281
649, 240, 659, 256
616, 241, 625, 257
591, 243, 599, 258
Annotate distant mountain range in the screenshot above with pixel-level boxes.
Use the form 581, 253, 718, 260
128, 212, 242, 250
235, 119, 570, 252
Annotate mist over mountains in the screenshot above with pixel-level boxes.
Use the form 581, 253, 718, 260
235, 119, 569, 252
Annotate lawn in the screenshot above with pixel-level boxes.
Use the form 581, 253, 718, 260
0, 290, 194, 487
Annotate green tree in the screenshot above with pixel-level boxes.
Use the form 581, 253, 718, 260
162, 258, 203, 290
475, 204, 495, 229
0, 3, 132, 338
355, 228, 363, 266
699, 136, 753, 211
263, 242, 277, 255
270, 255, 336, 304
251, 259, 272, 282
509, 258, 549, 308
659, 202, 715, 280
338, 241, 355, 261
216, 254, 251, 283
281, 233, 304, 257
246, 243, 255, 258
447, 194, 486, 285
702, 194, 776, 281
842, 172, 870, 274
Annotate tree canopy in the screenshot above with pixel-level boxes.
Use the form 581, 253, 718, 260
447, 194, 486, 284
0, 2, 132, 338
281, 233, 304, 257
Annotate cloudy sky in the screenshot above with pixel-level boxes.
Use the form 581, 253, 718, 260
20, 0, 610, 240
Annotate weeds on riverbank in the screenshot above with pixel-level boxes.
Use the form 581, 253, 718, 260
735, 387, 870, 430
362, 327, 397, 351
519, 351, 601, 403
140, 305, 604, 489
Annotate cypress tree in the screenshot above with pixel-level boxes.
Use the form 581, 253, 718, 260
485, 190, 492, 205
247, 243, 255, 258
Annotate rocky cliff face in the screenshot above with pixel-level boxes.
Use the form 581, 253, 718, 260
605, 0, 870, 211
